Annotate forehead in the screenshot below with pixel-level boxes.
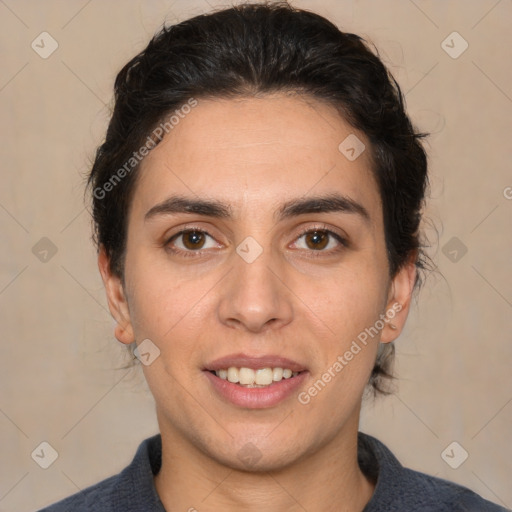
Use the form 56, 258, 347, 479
132, 93, 381, 223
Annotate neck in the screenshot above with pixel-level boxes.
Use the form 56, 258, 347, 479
154, 413, 375, 512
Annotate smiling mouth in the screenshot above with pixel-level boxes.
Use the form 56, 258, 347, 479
208, 367, 303, 387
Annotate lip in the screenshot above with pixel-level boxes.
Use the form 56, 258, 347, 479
204, 369, 309, 409
204, 353, 307, 373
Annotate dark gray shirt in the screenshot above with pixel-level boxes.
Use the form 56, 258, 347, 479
37, 433, 510, 511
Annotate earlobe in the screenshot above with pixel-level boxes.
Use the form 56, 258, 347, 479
98, 247, 135, 345
380, 257, 417, 344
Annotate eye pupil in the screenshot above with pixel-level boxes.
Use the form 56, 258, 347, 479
306, 230, 328, 250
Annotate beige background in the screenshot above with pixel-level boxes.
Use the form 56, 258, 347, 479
1, 0, 511, 510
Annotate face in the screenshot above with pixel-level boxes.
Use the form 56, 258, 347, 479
100, 93, 415, 472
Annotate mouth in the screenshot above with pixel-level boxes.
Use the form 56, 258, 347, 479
203, 354, 308, 408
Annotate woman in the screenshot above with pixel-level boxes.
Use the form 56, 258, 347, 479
39, 2, 508, 511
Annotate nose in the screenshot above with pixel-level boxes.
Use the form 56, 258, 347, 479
217, 245, 294, 333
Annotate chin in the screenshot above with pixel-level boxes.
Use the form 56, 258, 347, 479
222, 450, 298, 473
204, 436, 307, 474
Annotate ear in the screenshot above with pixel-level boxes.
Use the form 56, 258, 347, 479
98, 246, 135, 345
380, 253, 417, 344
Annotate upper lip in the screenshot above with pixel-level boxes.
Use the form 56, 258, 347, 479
204, 353, 307, 372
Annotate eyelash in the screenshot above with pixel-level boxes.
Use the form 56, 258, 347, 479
164, 224, 348, 259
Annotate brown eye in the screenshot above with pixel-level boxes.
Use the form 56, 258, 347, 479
292, 227, 347, 256
304, 230, 329, 250
180, 230, 206, 250
165, 228, 219, 257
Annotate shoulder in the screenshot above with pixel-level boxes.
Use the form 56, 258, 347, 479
36, 434, 165, 512
36, 473, 119, 512
359, 432, 510, 512
397, 466, 509, 511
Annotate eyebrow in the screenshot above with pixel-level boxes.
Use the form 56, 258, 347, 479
144, 193, 371, 224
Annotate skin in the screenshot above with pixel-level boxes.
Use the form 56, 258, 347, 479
99, 93, 416, 511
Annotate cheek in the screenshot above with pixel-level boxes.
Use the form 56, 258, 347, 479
300, 265, 387, 386
123, 249, 208, 346
313, 264, 387, 332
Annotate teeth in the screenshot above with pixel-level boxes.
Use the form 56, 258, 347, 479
239, 367, 255, 385
227, 367, 239, 383
255, 368, 273, 385
214, 366, 300, 387
273, 367, 283, 381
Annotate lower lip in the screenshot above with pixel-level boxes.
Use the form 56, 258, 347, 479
203, 370, 308, 409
